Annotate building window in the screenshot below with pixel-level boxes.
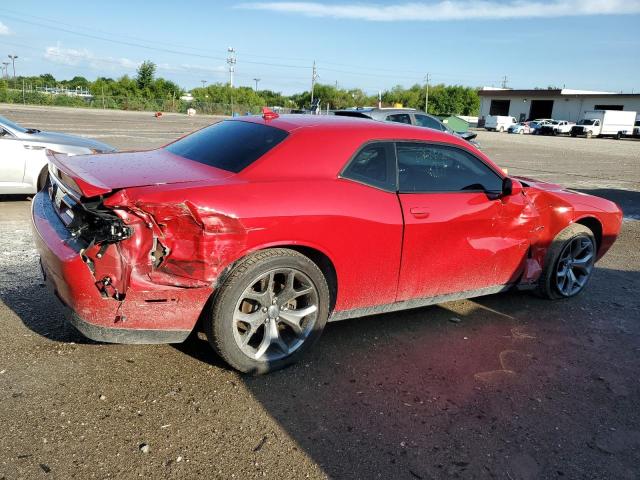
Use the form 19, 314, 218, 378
594, 105, 624, 111
489, 100, 510, 116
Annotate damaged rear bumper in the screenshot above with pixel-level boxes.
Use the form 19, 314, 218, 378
32, 191, 208, 344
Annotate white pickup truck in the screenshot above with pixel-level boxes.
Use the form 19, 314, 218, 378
538, 120, 575, 135
570, 110, 637, 138
484, 115, 517, 132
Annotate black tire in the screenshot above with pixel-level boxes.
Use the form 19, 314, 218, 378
206, 248, 330, 374
535, 224, 596, 300
37, 167, 49, 191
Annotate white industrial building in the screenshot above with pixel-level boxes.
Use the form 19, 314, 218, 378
478, 88, 640, 124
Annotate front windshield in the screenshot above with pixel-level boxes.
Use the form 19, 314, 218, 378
578, 119, 596, 125
0, 115, 27, 133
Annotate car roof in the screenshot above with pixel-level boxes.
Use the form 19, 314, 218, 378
231, 115, 499, 181
233, 113, 441, 136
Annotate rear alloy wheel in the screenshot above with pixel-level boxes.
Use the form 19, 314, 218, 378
206, 249, 329, 374
536, 224, 596, 299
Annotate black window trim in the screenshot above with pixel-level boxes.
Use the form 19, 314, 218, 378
339, 138, 505, 195
394, 139, 505, 195
339, 140, 398, 193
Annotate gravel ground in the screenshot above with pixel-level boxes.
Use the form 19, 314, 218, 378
0, 105, 639, 479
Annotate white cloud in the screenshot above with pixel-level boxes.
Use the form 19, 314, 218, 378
0, 21, 11, 35
236, 0, 640, 21
44, 43, 139, 71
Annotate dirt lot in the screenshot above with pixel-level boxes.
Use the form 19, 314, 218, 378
0, 105, 639, 479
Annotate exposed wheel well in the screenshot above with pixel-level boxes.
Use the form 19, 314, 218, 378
37, 167, 49, 191
284, 245, 338, 312
575, 217, 602, 253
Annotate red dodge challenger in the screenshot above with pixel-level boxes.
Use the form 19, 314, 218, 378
32, 112, 622, 373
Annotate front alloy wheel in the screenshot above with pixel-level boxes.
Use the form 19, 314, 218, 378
536, 223, 597, 299
554, 236, 595, 297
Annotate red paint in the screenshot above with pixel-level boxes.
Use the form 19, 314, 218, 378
32, 115, 623, 340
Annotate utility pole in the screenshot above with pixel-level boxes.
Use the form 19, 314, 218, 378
8, 54, 18, 80
200, 80, 206, 88
310, 60, 318, 104
253, 78, 260, 91
227, 47, 236, 87
501, 75, 508, 89
424, 73, 431, 113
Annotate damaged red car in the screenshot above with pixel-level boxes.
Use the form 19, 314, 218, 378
32, 113, 622, 373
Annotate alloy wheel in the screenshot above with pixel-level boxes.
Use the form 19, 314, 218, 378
555, 236, 595, 296
232, 268, 319, 362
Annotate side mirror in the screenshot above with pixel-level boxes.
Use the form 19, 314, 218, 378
502, 177, 523, 197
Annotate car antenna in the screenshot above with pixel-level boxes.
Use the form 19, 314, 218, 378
262, 107, 279, 120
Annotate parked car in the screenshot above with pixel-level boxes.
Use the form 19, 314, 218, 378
484, 115, 517, 132
529, 119, 554, 135
539, 120, 576, 136
0, 114, 115, 194
33, 112, 622, 373
333, 108, 479, 146
570, 110, 637, 138
508, 122, 531, 134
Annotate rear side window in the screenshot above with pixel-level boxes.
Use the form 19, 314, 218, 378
414, 114, 444, 131
342, 142, 396, 191
165, 121, 288, 173
386, 114, 412, 124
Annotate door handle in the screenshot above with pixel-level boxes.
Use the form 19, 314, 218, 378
410, 207, 430, 219
24, 144, 45, 150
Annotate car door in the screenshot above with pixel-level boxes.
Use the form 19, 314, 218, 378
395, 142, 509, 301
0, 133, 28, 185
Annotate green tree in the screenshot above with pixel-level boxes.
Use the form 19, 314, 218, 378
136, 61, 156, 90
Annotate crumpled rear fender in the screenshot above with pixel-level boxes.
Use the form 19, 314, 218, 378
99, 189, 247, 293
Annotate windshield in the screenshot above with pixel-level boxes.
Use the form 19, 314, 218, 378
0, 115, 27, 133
165, 120, 288, 173
578, 119, 596, 125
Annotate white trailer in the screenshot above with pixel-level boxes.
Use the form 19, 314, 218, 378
570, 110, 637, 138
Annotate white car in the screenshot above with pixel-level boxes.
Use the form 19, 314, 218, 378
0, 115, 115, 194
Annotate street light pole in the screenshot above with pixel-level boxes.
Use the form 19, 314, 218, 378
253, 78, 260, 91
227, 47, 236, 87
424, 73, 430, 113
1, 62, 8, 79
200, 80, 207, 88
8, 54, 18, 80
310, 60, 318, 104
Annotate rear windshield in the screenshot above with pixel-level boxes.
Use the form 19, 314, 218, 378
165, 120, 288, 173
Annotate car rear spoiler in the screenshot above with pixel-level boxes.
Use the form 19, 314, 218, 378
47, 150, 113, 198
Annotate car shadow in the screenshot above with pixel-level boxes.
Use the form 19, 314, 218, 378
244, 267, 639, 478
3, 256, 639, 477
0, 281, 93, 344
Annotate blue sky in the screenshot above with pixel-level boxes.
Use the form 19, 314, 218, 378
0, 1, 639, 94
